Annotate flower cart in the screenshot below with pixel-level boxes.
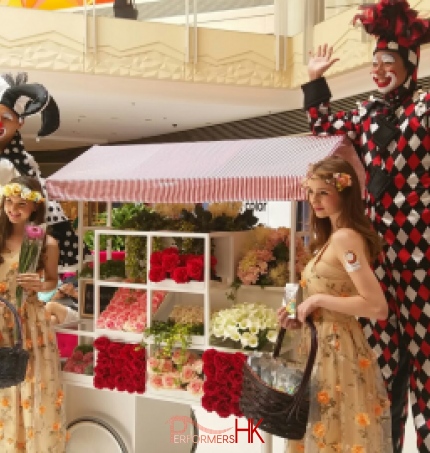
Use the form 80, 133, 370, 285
46, 135, 362, 453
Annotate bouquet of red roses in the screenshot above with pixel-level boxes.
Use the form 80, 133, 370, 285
201, 349, 246, 418
93, 336, 146, 393
148, 247, 217, 284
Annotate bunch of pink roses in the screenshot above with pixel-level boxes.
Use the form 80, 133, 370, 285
147, 349, 204, 395
63, 346, 94, 375
96, 288, 166, 332
148, 247, 217, 284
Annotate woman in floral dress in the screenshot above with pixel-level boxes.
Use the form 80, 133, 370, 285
278, 157, 392, 453
0, 176, 66, 452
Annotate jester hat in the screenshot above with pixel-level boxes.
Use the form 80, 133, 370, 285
353, 0, 430, 91
0, 73, 60, 137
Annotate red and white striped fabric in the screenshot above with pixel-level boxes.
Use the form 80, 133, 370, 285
46, 135, 359, 203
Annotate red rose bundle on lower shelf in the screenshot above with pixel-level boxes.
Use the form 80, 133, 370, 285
201, 349, 246, 418
93, 336, 146, 393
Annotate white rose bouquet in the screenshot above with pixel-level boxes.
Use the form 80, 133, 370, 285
210, 302, 278, 351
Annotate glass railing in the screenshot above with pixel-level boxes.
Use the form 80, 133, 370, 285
4, 0, 429, 40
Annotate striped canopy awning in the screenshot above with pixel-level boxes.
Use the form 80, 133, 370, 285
46, 135, 361, 203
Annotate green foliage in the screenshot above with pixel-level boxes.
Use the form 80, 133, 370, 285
273, 242, 289, 261
84, 203, 258, 253
142, 319, 204, 357
226, 277, 242, 302
122, 208, 170, 231
84, 203, 149, 251
79, 259, 126, 279
74, 344, 93, 354
177, 203, 258, 233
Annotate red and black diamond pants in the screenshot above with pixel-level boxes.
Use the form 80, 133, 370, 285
361, 262, 430, 453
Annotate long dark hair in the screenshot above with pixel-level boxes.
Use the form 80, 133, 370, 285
0, 175, 46, 265
307, 157, 382, 262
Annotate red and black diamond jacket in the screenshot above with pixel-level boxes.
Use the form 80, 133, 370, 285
302, 77, 430, 270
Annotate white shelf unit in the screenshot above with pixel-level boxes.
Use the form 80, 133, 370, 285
89, 229, 252, 347
59, 226, 290, 382
60, 212, 299, 453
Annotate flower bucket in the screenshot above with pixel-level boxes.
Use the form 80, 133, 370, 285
56, 333, 78, 358
96, 250, 126, 263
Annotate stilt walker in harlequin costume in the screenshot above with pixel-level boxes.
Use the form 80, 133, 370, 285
300, 1, 430, 451
0, 73, 81, 269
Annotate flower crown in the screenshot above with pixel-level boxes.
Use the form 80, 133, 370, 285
302, 172, 353, 192
1, 183, 44, 203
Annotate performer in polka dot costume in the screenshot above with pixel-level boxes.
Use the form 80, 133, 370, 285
301, 1, 430, 452
0, 72, 81, 268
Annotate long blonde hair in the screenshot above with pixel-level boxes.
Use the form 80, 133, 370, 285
307, 157, 382, 262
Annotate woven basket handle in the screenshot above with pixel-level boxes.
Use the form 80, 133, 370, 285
0, 296, 24, 349
272, 317, 318, 416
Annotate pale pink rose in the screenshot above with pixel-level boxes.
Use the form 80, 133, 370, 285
160, 359, 174, 373
96, 319, 106, 328
133, 321, 146, 332
149, 374, 163, 389
181, 365, 196, 383
147, 357, 160, 373
187, 378, 203, 395
104, 319, 115, 329
192, 359, 203, 375
162, 373, 180, 389
172, 350, 190, 365
122, 321, 133, 332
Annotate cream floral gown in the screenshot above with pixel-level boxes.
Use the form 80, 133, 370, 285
0, 250, 67, 452
287, 246, 393, 453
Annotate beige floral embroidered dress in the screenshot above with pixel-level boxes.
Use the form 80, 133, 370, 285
0, 250, 66, 453
287, 246, 393, 453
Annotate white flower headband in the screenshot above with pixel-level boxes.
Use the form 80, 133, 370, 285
1, 183, 44, 203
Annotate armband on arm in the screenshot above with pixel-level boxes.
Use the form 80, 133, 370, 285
343, 251, 361, 273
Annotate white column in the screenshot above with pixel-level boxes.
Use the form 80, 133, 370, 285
303, 0, 325, 64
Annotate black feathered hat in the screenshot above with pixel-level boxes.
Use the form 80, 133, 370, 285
0, 73, 60, 137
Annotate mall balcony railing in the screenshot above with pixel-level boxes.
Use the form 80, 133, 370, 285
0, 0, 429, 89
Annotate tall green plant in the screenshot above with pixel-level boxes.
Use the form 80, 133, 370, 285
84, 203, 149, 251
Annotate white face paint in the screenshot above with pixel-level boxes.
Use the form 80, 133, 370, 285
1, 112, 13, 121
371, 52, 402, 94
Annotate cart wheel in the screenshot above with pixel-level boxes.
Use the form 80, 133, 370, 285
66, 416, 128, 453
190, 408, 198, 453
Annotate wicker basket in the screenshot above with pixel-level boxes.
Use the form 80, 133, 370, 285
0, 296, 30, 389
239, 318, 317, 440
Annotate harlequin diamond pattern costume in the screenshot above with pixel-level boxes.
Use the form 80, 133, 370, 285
0, 73, 81, 269
301, 1, 430, 452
